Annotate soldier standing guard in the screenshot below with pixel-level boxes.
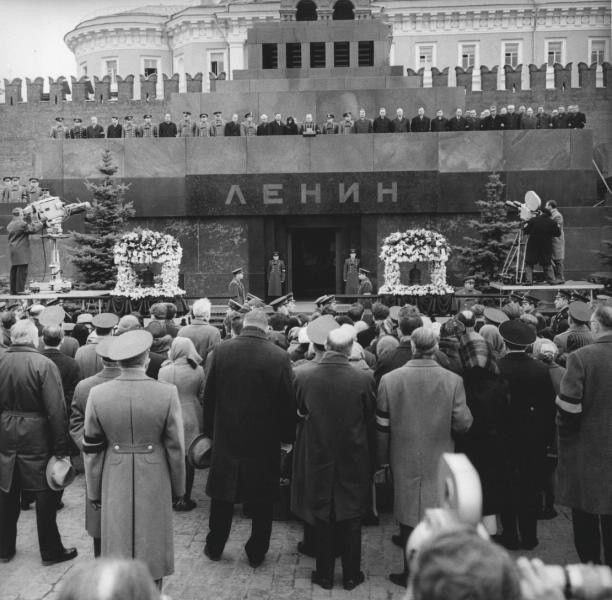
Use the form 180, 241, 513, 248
322, 114, 339, 134
26, 178, 42, 203
357, 268, 373, 295
267, 251, 286, 300
137, 114, 158, 138
70, 118, 87, 139
241, 113, 258, 137
228, 267, 247, 305
196, 114, 211, 137
50, 117, 70, 139
343, 249, 360, 295
211, 111, 226, 137
122, 116, 137, 138
178, 111, 196, 137
551, 290, 571, 335
5, 177, 27, 204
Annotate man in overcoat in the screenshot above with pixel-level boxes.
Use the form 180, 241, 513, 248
70, 337, 120, 557
523, 207, 561, 285
6, 207, 42, 294
86, 116, 105, 138
267, 251, 286, 300
202, 308, 295, 567
497, 320, 556, 551
75, 312, 119, 379
178, 298, 221, 363
411, 107, 431, 132
83, 330, 185, 587
294, 324, 376, 591
343, 249, 360, 295
546, 200, 565, 283
377, 327, 472, 588
0, 319, 77, 565
228, 267, 247, 305
557, 305, 612, 566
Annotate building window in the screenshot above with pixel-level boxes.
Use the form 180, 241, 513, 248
334, 41, 350, 67
143, 58, 158, 78
358, 41, 374, 66
105, 59, 118, 84
210, 52, 225, 76
310, 42, 326, 68
286, 43, 302, 68
590, 39, 607, 65
459, 43, 477, 69
262, 44, 278, 69
416, 44, 435, 69
296, 0, 317, 21
503, 42, 520, 68
546, 40, 565, 66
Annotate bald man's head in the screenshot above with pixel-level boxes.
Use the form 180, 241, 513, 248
42, 325, 63, 347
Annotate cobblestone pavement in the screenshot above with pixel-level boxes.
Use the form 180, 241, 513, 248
0, 471, 579, 600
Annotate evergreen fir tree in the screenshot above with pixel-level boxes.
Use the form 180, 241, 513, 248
70, 149, 134, 289
454, 173, 519, 284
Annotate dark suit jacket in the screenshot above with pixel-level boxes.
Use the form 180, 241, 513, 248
392, 117, 410, 132
447, 116, 467, 131
411, 115, 431, 132
493, 115, 506, 130
86, 124, 105, 138
41, 347, 81, 409
504, 113, 522, 130
158, 121, 178, 137
480, 116, 494, 130
107, 124, 123, 138
224, 121, 241, 136
268, 121, 286, 135
203, 327, 296, 502
373, 116, 393, 133
430, 117, 448, 132
256, 123, 269, 136
552, 114, 569, 129
568, 112, 586, 129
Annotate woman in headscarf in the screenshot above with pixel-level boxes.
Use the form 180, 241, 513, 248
158, 337, 205, 511
480, 324, 507, 361
455, 335, 510, 533
437, 318, 464, 375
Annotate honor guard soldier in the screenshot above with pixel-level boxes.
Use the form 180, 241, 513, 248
196, 114, 212, 137
1, 176, 11, 202
25, 178, 42, 203
211, 111, 225, 137
50, 117, 70, 139
228, 267, 247, 305
314, 294, 337, 314
5, 177, 27, 203
357, 268, 373, 295
343, 249, 360, 295
551, 290, 571, 335
137, 114, 158, 138
241, 113, 257, 137
122, 116, 137, 138
339, 112, 354, 134
178, 111, 196, 137
267, 251, 286, 300
455, 276, 482, 311
106, 116, 122, 139
322, 114, 339, 135
70, 118, 87, 139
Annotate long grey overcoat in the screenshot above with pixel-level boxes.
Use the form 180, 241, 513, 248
83, 369, 185, 580
377, 358, 473, 527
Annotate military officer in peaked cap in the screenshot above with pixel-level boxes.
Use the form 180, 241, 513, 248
228, 268, 247, 306
70, 118, 87, 139
83, 330, 185, 588
553, 301, 594, 356
178, 111, 196, 137
122, 116, 137, 138
74, 313, 119, 379
357, 268, 373, 295
483, 307, 509, 327
339, 112, 354, 135
196, 113, 212, 137
343, 249, 360, 295
211, 111, 226, 137
322, 114, 339, 135
26, 177, 42, 203
241, 112, 258, 137
267, 250, 286, 300
551, 290, 572, 335
137, 114, 158, 138
50, 117, 69, 139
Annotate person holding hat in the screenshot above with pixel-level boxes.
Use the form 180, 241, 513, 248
196, 113, 212, 137
106, 116, 123, 139
0, 319, 77, 565
557, 305, 612, 565
178, 111, 196, 137
268, 113, 286, 135
6, 206, 43, 294
86, 116, 105, 139
377, 327, 473, 587
158, 112, 177, 138
293, 323, 376, 591
159, 337, 205, 512
70, 117, 87, 139
122, 116, 137, 138
83, 330, 185, 588
228, 267, 247, 305
343, 249, 360, 295
553, 301, 593, 356
496, 319, 556, 551
454, 276, 482, 312
211, 111, 226, 137
75, 313, 119, 379
321, 114, 339, 135
240, 112, 257, 137
136, 114, 158, 138
339, 112, 354, 135
50, 116, 70, 139
267, 251, 286, 300
202, 308, 295, 567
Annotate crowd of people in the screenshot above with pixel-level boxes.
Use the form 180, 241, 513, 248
0, 290, 611, 597
1, 176, 49, 204
48, 103, 587, 139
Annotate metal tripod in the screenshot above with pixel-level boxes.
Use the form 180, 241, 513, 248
501, 227, 527, 284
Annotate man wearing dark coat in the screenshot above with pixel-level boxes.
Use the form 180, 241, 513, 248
202, 308, 296, 567
497, 320, 556, 551
410, 107, 431, 132
523, 207, 561, 285
536, 106, 552, 129
158, 113, 177, 138
224, 114, 242, 137
504, 105, 522, 130
446, 108, 467, 131
557, 305, 612, 566
294, 324, 375, 591
228, 267, 247, 305
429, 109, 448, 132
70, 117, 87, 139
6, 207, 42, 294
0, 319, 77, 565
106, 116, 123, 138
268, 114, 286, 135
267, 251, 286, 299
343, 249, 360, 295
86, 116, 105, 138
567, 104, 586, 129
373, 108, 393, 133
357, 268, 373, 296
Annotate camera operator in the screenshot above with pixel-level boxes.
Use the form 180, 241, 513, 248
523, 207, 561, 285
6, 207, 43, 294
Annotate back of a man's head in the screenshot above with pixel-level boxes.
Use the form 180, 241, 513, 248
325, 324, 354, 356
243, 308, 268, 331
593, 305, 612, 332
346, 304, 364, 323
372, 302, 390, 321
11, 319, 39, 347
116, 315, 141, 335
399, 315, 424, 338
43, 325, 63, 347
410, 327, 437, 357
192, 298, 212, 321
269, 312, 289, 332
411, 530, 521, 600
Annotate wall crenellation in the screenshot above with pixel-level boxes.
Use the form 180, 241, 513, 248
2, 63, 610, 106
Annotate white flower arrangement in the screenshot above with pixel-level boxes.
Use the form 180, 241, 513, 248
379, 229, 454, 296
112, 228, 185, 299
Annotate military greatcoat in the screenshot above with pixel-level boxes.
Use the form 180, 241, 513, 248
267, 259, 286, 297
343, 258, 360, 294
83, 369, 185, 580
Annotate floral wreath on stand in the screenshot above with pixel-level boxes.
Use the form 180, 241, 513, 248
113, 228, 185, 299
379, 229, 454, 296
